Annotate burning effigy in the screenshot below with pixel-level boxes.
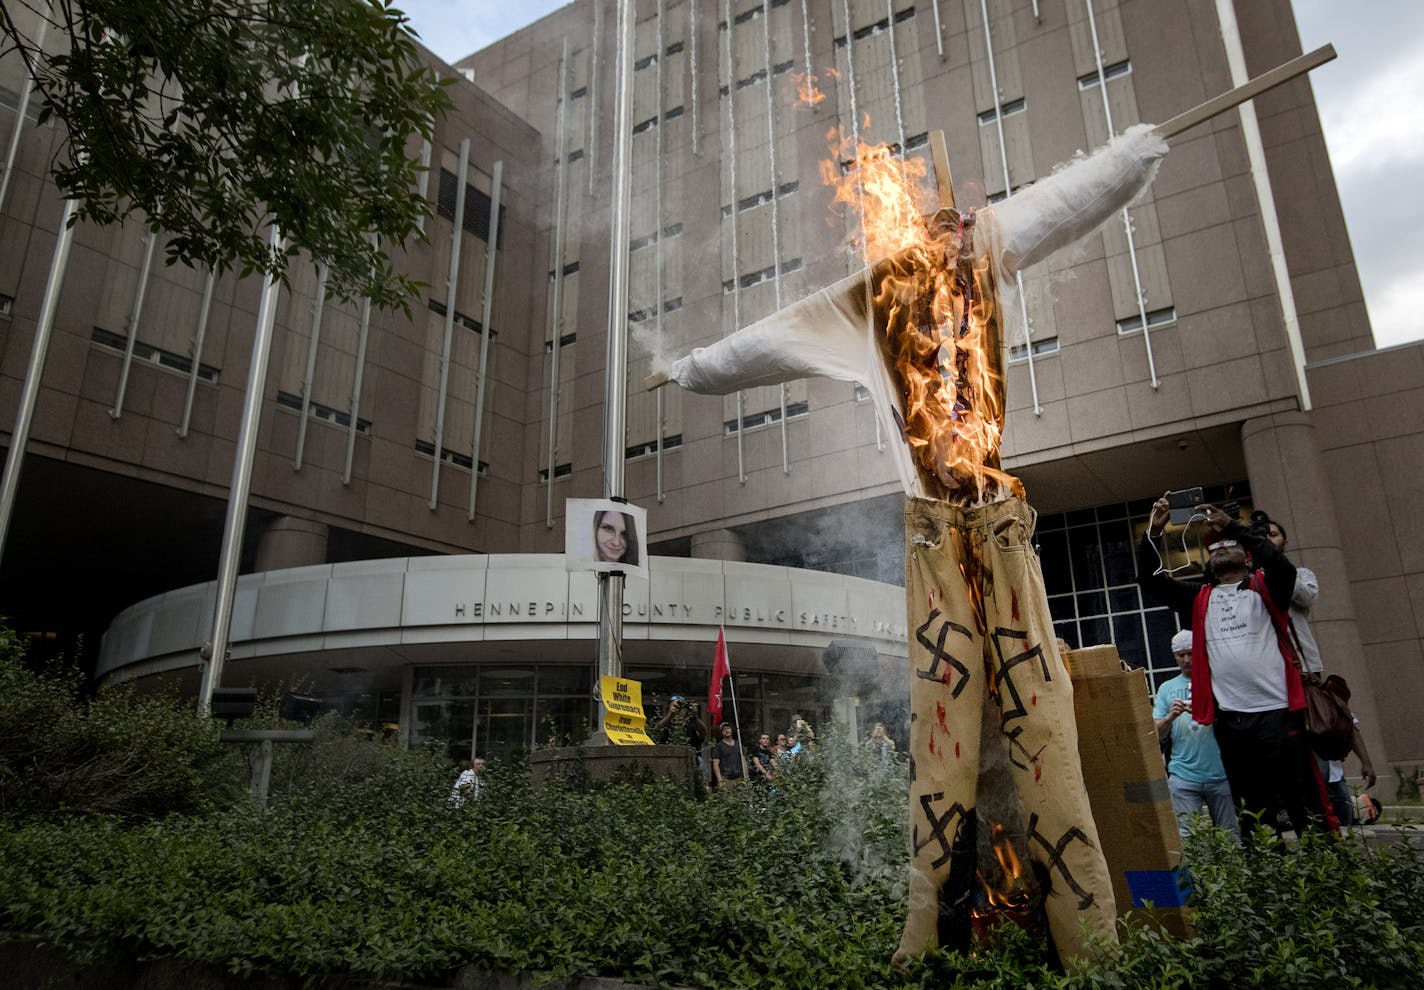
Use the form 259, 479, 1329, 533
648, 32, 1337, 963
652, 123, 1167, 965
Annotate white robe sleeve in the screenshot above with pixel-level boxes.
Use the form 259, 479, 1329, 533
991, 122, 1169, 276
668, 268, 874, 394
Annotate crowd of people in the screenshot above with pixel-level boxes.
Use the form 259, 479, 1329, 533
1138, 494, 1377, 840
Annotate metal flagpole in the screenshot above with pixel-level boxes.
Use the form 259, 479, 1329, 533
0, 198, 78, 561
726, 651, 749, 780
197, 225, 285, 715
595, 0, 636, 741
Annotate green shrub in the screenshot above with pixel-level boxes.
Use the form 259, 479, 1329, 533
0, 640, 241, 821
2, 714, 1423, 988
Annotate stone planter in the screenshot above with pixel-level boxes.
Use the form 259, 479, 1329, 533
528, 743, 698, 787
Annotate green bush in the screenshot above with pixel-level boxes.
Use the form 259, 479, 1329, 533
0, 638, 241, 821
2, 715, 1423, 988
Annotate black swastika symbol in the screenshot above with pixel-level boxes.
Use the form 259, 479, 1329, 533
915, 609, 972, 698
1027, 812, 1096, 910
990, 626, 1051, 725
914, 791, 971, 870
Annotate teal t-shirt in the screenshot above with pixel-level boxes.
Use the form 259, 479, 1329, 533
1152, 673, 1228, 784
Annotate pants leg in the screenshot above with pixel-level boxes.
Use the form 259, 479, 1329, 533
1167, 775, 1206, 841
896, 497, 1116, 969
1213, 711, 1275, 833
1201, 777, 1241, 843
896, 501, 989, 964
1214, 710, 1333, 836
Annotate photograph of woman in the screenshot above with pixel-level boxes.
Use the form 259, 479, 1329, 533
593, 510, 639, 565
564, 499, 648, 578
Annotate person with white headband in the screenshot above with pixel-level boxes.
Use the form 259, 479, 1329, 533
1152, 627, 1240, 844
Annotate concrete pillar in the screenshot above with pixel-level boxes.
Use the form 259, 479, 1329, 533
691, 527, 746, 562
253, 515, 329, 572
1242, 412, 1392, 790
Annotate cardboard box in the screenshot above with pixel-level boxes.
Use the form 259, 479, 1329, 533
1066, 644, 1193, 939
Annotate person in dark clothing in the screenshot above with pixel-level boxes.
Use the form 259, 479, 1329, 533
711, 721, 745, 788
749, 732, 775, 782
1136, 492, 1335, 837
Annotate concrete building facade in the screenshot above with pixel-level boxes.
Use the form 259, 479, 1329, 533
0, 1, 1419, 781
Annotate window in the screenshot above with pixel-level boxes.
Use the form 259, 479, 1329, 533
90, 327, 219, 383
1009, 337, 1060, 362
977, 98, 1026, 124
627, 435, 684, 459
436, 169, 506, 246
724, 399, 809, 435
276, 391, 371, 434
415, 439, 488, 477
1078, 60, 1132, 90
1116, 306, 1176, 336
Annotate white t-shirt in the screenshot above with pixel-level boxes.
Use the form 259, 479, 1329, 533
1205, 582, 1289, 712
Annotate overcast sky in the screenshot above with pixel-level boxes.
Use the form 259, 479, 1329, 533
399, 1, 1423, 351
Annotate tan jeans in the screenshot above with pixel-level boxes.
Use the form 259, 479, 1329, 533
895, 496, 1117, 967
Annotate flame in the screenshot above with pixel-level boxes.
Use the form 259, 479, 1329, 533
791, 71, 827, 107
974, 823, 1033, 913
820, 127, 1025, 506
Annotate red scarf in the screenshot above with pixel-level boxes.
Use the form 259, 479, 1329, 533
1189, 570, 1307, 724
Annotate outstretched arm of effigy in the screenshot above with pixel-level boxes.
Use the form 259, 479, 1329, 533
991, 122, 1169, 277
663, 268, 874, 394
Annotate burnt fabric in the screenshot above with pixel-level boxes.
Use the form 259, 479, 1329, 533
896, 496, 1116, 967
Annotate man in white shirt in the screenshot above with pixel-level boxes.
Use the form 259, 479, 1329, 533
1138, 495, 1335, 836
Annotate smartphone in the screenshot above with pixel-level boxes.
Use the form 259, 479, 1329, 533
1168, 487, 1203, 526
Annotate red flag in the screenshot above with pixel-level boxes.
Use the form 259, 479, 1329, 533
708, 627, 730, 727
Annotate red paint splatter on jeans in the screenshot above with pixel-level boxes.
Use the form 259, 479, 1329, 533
929, 734, 937, 756
1011, 587, 1020, 622
1031, 691, 1037, 707
936, 701, 949, 734
1034, 760, 1042, 783
955, 741, 961, 759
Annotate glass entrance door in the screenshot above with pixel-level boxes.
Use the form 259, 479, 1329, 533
475, 698, 532, 767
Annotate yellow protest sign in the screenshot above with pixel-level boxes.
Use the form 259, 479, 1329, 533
600, 675, 653, 746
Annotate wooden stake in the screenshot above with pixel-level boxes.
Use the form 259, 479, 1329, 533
928, 129, 956, 210
1154, 44, 1335, 140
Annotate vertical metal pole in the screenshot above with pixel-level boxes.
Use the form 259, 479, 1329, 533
468, 160, 503, 520
759, 0, 789, 475
1083, 0, 1158, 388
840, 0, 862, 152
588, 1, 602, 195
293, 263, 328, 470
930, 0, 944, 60
885, 0, 907, 154
800, 0, 815, 92
0, 198, 77, 560
109, 231, 157, 419
547, 41, 572, 527
654, 3, 668, 502
430, 138, 470, 510
597, 0, 637, 731
721, 0, 746, 484
177, 271, 216, 439
690, 0, 701, 157
342, 294, 371, 485
0, 15, 47, 215
197, 225, 285, 715
980, 0, 1041, 415
415, 139, 432, 234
